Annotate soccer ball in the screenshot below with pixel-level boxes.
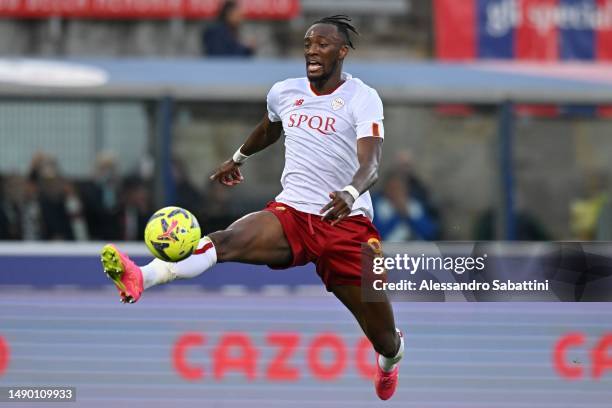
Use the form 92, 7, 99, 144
144, 206, 201, 262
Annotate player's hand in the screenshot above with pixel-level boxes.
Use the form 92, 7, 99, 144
209, 159, 244, 186
320, 191, 355, 226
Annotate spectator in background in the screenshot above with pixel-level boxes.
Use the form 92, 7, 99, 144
199, 180, 236, 232
29, 153, 88, 240
25, 153, 59, 239
571, 196, 606, 240
373, 172, 440, 241
64, 181, 89, 241
25, 152, 89, 241
172, 158, 202, 214
22, 171, 43, 240
391, 149, 439, 220
203, 1, 255, 57
120, 176, 151, 241
0, 175, 23, 240
32, 156, 74, 240
79, 152, 122, 240
569, 171, 608, 240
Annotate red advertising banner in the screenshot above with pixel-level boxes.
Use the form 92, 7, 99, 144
0, 0, 300, 20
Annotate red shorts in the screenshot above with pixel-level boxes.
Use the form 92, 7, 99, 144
264, 201, 382, 291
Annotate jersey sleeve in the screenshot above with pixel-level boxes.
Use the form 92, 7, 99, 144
352, 87, 384, 139
266, 82, 282, 123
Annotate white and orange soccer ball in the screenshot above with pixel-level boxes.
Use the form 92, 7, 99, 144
144, 206, 201, 262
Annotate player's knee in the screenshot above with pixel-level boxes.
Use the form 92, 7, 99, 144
209, 228, 254, 262
369, 328, 399, 358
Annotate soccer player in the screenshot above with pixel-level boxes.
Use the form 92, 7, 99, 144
101, 15, 404, 400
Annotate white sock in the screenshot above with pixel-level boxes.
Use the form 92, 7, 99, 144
140, 237, 217, 290
378, 329, 404, 372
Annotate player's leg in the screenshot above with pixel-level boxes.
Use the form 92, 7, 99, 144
102, 210, 291, 302
210, 211, 292, 265
312, 215, 403, 399
331, 285, 404, 400
141, 210, 291, 287
331, 285, 402, 360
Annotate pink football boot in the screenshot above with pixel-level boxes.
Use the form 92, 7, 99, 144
374, 331, 403, 400
374, 363, 399, 400
100, 244, 144, 303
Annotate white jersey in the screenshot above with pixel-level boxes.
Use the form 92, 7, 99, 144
267, 72, 384, 220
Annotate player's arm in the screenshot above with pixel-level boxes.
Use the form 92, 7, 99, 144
210, 113, 283, 186
240, 113, 283, 156
321, 137, 383, 225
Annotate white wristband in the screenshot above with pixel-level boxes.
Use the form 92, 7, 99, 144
342, 185, 360, 201
232, 145, 250, 164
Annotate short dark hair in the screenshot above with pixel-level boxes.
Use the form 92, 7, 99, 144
217, 0, 238, 23
312, 15, 359, 49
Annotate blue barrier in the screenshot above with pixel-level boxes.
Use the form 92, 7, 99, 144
0, 243, 319, 289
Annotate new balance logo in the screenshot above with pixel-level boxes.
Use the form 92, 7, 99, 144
294, 99, 304, 106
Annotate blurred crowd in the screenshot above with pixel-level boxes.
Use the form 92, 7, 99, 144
0, 149, 444, 242
0, 152, 149, 241
0, 152, 237, 242
372, 150, 441, 241
0, 148, 554, 242
0, 149, 561, 242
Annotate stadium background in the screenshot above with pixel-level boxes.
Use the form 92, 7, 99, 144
1, 0, 612, 406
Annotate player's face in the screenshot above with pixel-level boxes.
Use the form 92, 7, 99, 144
303, 24, 348, 82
